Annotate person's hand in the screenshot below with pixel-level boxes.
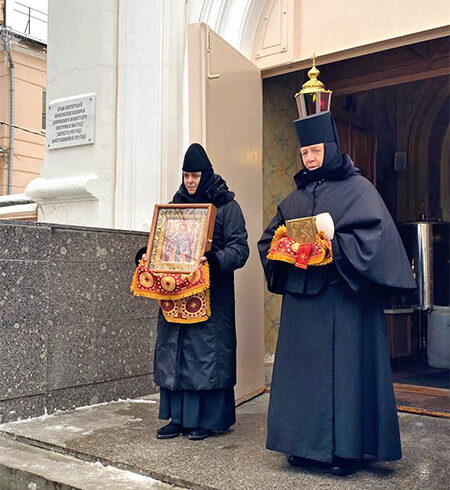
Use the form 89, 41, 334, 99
200, 256, 207, 263
142, 253, 147, 262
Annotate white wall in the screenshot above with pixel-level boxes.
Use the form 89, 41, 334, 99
25, 0, 449, 230
27, 0, 188, 230
296, 0, 450, 62
27, 0, 118, 227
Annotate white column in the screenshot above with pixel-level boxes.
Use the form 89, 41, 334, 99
26, 0, 119, 227
114, 0, 186, 231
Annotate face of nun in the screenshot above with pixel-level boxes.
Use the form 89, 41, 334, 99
183, 171, 202, 194
300, 143, 325, 171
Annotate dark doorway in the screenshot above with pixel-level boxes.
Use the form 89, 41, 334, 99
262, 36, 450, 416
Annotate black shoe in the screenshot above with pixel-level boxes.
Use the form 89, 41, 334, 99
156, 422, 182, 439
287, 455, 312, 467
329, 457, 358, 476
187, 427, 212, 440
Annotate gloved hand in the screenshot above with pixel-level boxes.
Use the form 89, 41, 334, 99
315, 212, 334, 240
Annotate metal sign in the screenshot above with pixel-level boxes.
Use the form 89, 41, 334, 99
47, 93, 95, 150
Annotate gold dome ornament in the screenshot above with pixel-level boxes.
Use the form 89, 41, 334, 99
294, 54, 332, 119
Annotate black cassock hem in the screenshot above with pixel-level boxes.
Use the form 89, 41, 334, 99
159, 387, 236, 431
266, 281, 402, 463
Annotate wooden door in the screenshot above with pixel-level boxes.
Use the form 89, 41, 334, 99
188, 24, 265, 403
334, 109, 377, 184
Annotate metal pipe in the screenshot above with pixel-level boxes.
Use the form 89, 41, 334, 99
1, 28, 15, 195
417, 222, 433, 308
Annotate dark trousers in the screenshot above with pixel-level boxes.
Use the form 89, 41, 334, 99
159, 387, 236, 431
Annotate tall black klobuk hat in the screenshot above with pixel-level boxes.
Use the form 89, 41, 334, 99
292, 54, 339, 148
293, 111, 340, 148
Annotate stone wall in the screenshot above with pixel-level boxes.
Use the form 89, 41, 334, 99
0, 221, 159, 423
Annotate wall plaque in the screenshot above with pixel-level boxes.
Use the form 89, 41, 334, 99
47, 93, 95, 150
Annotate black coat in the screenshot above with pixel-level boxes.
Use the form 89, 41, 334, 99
258, 156, 416, 463
154, 199, 249, 390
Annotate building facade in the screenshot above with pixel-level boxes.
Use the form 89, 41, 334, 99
0, 0, 46, 219
16, 0, 450, 395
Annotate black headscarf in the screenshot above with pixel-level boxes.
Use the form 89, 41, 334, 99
294, 142, 360, 188
172, 143, 235, 207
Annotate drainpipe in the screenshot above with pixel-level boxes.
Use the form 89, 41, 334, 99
1, 27, 15, 195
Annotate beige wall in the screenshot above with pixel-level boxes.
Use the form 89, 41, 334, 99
296, 0, 449, 61
253, 0, 450, 74
0, 46, 46, 195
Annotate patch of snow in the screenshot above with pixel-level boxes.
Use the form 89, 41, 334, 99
116, 398, 157, 404
0, 398, 157, 427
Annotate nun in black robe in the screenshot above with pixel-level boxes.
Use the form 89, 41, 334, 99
136, 144, 249, 440
257, 112, 416, 474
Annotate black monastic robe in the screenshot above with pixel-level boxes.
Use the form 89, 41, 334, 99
258, 155, 416, 463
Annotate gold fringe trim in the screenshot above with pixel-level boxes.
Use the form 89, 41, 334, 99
130, 263, 210, 301
269, 225, 288, 249
266, 252, 296, 264
266, 227, 333, 267
130, 264, 141, 292
162, 289, 211, 324
310, 255, 333, 266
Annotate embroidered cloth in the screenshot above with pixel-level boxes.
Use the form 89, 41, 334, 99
131, 262, 210, 324
267, 225, 333, 269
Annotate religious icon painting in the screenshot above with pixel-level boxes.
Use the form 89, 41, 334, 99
145, 204, 217, 274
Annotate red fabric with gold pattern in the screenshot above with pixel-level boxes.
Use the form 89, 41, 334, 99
131, 263, 211, 324
131, 263, 209, 301
158, 290, 211, 324
295, 243, 313, 269
267, 225, 332, 269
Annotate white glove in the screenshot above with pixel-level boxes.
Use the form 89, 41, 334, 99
315, 212, 334, 240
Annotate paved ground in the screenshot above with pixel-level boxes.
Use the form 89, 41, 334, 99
0, 393, 449, 489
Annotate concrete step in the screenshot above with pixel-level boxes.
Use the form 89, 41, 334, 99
0, 434, 184, 490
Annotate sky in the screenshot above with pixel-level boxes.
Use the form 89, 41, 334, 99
5, 0, 48, 43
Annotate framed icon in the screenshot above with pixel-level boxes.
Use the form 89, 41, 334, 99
145, 204, 217, 274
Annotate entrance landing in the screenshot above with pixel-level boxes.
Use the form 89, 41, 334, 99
0, 394, 448, 489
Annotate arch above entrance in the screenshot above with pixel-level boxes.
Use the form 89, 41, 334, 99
188, 0, 267, 59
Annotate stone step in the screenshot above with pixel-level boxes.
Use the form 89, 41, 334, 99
0, 434, 185, 490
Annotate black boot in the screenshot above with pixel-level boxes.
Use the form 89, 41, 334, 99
287, 455, 313, 467
187, 427, 212, 440
329, 456, 359, 476
156, 422, 182, 439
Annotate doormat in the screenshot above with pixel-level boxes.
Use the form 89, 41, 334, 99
394, 383, 450, 419
265, 386, 450, 419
